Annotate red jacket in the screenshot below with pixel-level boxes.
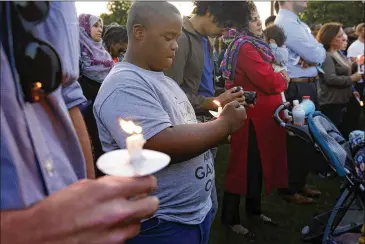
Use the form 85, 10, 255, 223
225, 43, 288, 194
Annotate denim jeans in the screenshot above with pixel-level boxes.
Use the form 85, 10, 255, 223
126, 210, 213, 244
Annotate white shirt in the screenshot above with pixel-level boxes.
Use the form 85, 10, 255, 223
347, 40, 364, 83
347, 40, 364, 58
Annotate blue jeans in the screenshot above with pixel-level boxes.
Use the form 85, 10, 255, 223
126, 210, 212, 244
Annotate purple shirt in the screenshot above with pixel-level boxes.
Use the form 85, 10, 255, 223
1, 2, 86, 210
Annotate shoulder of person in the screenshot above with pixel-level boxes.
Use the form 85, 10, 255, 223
104, 65, 154, 90
176, 28, 191, 52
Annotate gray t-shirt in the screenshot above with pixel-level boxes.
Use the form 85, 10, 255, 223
93, 62, 214, 225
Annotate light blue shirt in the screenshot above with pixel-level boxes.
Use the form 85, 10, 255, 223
275, 9, 326, 78
1, 2, 86, 210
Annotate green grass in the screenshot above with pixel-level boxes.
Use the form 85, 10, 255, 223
209, 144, 341, 244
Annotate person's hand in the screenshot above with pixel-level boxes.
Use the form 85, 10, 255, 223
280, 70, 290, 83
6, 176, 159, 244
219, 100, 247, 133
353, 91, 360, 99
351, 73, 362, 82
298, 58, 310, 68
216, 87, 245, 107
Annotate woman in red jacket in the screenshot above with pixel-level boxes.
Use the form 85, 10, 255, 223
220, 2, 288, 237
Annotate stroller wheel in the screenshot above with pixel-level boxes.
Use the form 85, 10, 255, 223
302, 226, 310, 235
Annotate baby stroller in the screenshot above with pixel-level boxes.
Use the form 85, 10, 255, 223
274, 103, 365, 244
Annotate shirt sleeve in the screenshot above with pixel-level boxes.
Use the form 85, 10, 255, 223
237, 43, 287, 95
61, 81, 87, 109
97, 79, 172, 149
284, 21, 326, 65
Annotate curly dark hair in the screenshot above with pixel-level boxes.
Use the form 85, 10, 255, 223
193, 1, 251, 30
263, 24, 286, 47
103, 26, 128, 51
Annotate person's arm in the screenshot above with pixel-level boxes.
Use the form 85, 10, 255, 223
97, 82, 246, 164
284, 22, 326, 65
62, 81, 95, 179
321, 54, 353, 88
238, 44, 287, 95
68, 106, 95, 179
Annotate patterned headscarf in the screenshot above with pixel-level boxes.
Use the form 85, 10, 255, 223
220, 29, 275, 88
79, 14, 114, 83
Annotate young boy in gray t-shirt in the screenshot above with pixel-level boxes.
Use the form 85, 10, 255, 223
93, 2, 247, 243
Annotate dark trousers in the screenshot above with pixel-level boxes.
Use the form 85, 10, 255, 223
221, 122, 262, 225
320, 103, 347, 135
127, 210, 212, 244
279, 81, 323, 195
78, 76, 105, 177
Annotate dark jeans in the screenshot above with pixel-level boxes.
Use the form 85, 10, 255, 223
221, 122, 262, 225
126, 210, 212, 244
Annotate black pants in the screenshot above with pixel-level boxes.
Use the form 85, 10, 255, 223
221, 122, 262, 225
279, 81, 325, 195
320, 103, 347, 135
78, 76, 105, 177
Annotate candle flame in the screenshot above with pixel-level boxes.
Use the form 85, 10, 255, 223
119, 119, 142, 134
360, 101, 364, 107
35, 82, 42, 89
213, 100, 221, 107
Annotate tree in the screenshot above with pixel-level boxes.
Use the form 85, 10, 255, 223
300, 1, 365, 28
100, 1, 132, 26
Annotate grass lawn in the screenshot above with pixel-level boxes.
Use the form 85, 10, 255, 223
209, 144, 341, 244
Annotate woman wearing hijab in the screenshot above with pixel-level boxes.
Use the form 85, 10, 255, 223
78, 13, 114, 100
220, 2, 288, 238
78, 14, 113, 169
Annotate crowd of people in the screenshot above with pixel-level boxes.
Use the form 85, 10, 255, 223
1, 1, 364, 244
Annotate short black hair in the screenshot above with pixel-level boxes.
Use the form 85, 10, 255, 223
265, 15, 276, 28
193, 1, 250, 30
102, 22, 120, 37
103, 26, 128, 51
263, 24, 287, 47
126, 1, 181, 37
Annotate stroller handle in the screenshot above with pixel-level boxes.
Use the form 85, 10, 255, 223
273, 102, 291, 128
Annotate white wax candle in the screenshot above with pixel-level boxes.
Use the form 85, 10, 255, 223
126, 134, 146, 157
217, 106, 223, 117
358, 55, 364, 74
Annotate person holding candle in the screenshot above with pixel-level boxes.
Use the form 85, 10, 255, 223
163, 1, 248, 222
316, 23, 362, 134
1, 2, 159, 243
93, 2, 247, 244
346, 23, 365, 132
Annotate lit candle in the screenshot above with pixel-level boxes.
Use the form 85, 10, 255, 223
358, 55, 364, 74
209, 100, 222, 118
355, 97, 364, 107
119, 119, 146, 163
